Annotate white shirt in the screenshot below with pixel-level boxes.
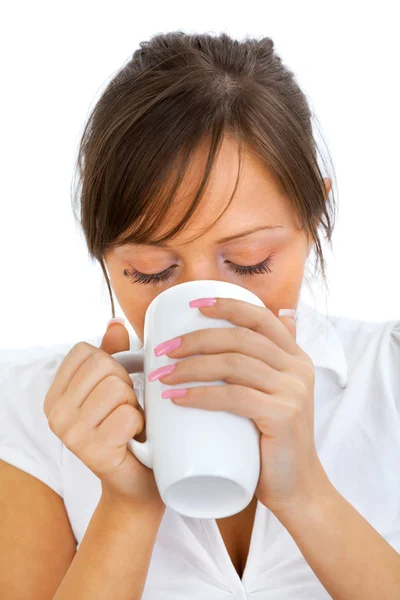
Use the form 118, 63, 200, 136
1, 299, 400, 600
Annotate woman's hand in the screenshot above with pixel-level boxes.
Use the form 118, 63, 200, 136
149, 297, 332, 517
43, 322, 165, 513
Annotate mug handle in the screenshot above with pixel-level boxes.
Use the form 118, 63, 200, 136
111, 349, 153, 469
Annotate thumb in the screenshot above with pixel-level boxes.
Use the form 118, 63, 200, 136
100, 317, 131, 355
278, 308, 297, 340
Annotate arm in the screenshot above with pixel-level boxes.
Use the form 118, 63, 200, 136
53, 491, 165, 600
274, 480, 400, 600
0, 462, 77, 600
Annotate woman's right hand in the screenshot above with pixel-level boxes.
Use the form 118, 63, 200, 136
44, 320, 165, 513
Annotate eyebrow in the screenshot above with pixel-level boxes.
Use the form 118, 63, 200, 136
215, 224, 283, 244
133, 225, 284, 248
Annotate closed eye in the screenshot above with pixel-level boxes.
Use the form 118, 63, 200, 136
124, 253, 275, 285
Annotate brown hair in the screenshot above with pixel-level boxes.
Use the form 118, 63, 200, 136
71, 31, 337, 318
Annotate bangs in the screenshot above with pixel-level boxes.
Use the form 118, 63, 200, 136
111, 126, 245, 251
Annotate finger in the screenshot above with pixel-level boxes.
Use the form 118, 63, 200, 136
58, 348, 134, 415
193, 297, 300, 356
95, 403, 144, 448
79, 376, 144, 431
162, 326, 292, 371
155, 352, 285, 394
100, 320, 130, 355
278, 309, 297, 340
44, 342, 98, 417
45, 342, 135, 419
164, 382, 292, 436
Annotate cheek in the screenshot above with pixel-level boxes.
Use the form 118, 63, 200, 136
279, 257, 306, 285
106, 259, 151, 342
277, 253, 307, 296
126, 308, 146, 344
114, 289, 148, 342
256, 252, 306, 316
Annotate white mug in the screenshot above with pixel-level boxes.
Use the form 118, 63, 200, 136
112, 280, 264, 519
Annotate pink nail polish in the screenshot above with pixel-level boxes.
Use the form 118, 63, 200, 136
154, 337, 182, 357
106, 317, 126, 330
278, 309, 297, 319
162, 388, 187, 399
189, 297, 217, 308
148, 363, 176, 382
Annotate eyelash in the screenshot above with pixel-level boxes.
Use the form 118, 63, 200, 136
125, 253, 275, 285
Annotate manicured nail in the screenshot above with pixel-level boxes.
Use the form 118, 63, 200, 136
162, 388, 187, 399
148, 363, 176, 382
106, 317, 126, 330
189, 297, 217, 308
154, 337, 182, 357
278, 309, 296, 319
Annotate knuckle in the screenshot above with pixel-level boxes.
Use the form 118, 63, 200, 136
304, 361, 315, 382
235, 326, 254, 344
298, 353, 315, 375
291, 358, 314, 387
225, 353, 242, 370
94, 353, 133, 388
63, 425, 83, 451
125, 405, 140, 425
233, 384, 248, 405
292, 377, 308, 398
69, 341, 96, 361
47, 407, 66, 435
90, 349, 110, 370
88, 352, 119, 379
103, 374, 127, 396
117, 404, 141, 430
286, 400, 302, 421
43, 391, 54, 418
102, 375, 138, 407
73, 341, 91, 352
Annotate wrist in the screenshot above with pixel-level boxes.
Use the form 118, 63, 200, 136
272, 464, 335, 526
100, 486, 166, 520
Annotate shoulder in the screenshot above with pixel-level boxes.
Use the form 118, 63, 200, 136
327, 310, 400, 351
0, 342, 73, 398
326, 310, 400, 388
0, 338, 102, 497
0, 345, 72, 497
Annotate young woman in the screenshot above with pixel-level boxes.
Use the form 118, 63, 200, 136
1, 31, 399, 600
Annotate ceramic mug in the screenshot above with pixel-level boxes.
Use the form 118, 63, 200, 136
112, 279, 264, 519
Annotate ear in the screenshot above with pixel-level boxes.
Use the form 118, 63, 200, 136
323, 177, 332, 198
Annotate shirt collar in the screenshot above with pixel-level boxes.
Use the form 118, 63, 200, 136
295, 300, 348, 388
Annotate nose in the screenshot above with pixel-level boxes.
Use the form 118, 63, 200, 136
178, 260, 224, 284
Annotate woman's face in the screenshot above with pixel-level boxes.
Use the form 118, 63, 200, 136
105, 135, 330, 344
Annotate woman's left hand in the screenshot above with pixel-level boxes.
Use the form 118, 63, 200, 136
149, 297, 332, 517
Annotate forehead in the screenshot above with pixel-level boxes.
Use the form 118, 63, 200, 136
153, 134, 295, 244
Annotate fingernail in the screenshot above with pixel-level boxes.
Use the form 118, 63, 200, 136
162, 388, 187, 399
148, 363, 176, 382
278, 309, 296, 319
106, 317, 126, 330
154, 337, 182, 357
189, 297, 217, 308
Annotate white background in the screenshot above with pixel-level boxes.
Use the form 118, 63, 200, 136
1, 0, 399, 350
